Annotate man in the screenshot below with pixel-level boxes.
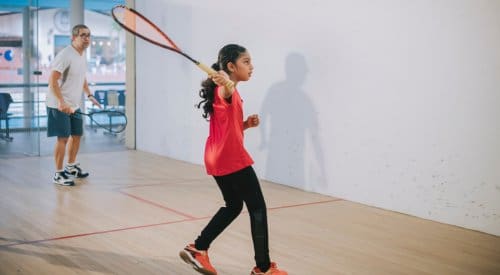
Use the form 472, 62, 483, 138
46, 24, 101, 186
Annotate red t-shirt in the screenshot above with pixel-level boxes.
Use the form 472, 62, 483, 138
204, 87, 254, 176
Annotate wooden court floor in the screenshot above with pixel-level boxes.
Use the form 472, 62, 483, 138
0, 150, 499, 275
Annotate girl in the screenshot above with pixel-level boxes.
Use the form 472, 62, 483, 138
179, 44, 288, 275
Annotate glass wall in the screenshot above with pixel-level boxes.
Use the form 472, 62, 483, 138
0, 1, 126, 158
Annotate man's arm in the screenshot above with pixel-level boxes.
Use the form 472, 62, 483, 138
83, 78, 102, 109
83, 79, 92, 98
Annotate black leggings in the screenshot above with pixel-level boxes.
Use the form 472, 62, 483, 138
194, 166, 270, 271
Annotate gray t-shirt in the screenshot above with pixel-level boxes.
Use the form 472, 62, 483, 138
46, 45, 87, 109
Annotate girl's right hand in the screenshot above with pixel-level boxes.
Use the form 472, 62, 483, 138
212, 70, 235, 98
211, 70, 230, 87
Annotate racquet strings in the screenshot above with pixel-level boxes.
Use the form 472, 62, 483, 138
112, 6, 180, 50
111, 5, 234, 88
77, 110, 127, 134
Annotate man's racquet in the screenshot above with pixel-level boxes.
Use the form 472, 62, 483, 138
73, 110, 127, 134
111, 5, 234, 90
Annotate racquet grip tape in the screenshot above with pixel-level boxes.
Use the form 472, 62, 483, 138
197, 63, 235, 90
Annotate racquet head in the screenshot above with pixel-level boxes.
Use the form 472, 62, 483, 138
75, 110, 127, 134
112, 5, 181, 53
111, 5, 234, 90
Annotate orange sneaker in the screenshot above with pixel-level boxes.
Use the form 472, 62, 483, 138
250, 262, 288, 275
179, 244, 217, 275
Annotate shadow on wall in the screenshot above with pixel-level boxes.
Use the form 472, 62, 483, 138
259, 53, 327, 192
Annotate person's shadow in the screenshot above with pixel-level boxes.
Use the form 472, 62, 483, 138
259, 53, 326, 192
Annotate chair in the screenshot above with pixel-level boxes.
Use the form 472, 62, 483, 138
117, 90, 126, 109
0, 92, 14, 141
104, 90, 125, 135
92, 89, 125, 110
90, 90, 126, 135
93, 90, 108, 108
88, 90, 108, 131
107, 90, 119, 109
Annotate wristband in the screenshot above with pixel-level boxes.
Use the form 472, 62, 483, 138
87, 94, 94, 98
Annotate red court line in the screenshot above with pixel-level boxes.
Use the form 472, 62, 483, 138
118, 190, 197, 219
268, 198, 343, 210
117, 182, 342, 219
0, 216, 210, 248
0, 197, 343, 248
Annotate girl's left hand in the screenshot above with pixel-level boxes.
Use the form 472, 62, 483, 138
245, 114, 259, 128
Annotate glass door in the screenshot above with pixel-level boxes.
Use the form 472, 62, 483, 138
0, 4, 41, 157
0, 0, 126, 158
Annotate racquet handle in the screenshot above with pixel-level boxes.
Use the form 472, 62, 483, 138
197, 63, 235, 90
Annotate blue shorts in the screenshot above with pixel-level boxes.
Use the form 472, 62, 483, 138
47, 107, 83, 137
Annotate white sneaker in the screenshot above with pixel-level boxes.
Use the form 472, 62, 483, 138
65, 163, 89, 178
53, 171, 75, 186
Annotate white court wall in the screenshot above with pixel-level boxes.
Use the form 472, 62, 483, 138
135, 0, 500, 236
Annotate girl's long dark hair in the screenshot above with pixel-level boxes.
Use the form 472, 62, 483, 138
196, 44, 246, 120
